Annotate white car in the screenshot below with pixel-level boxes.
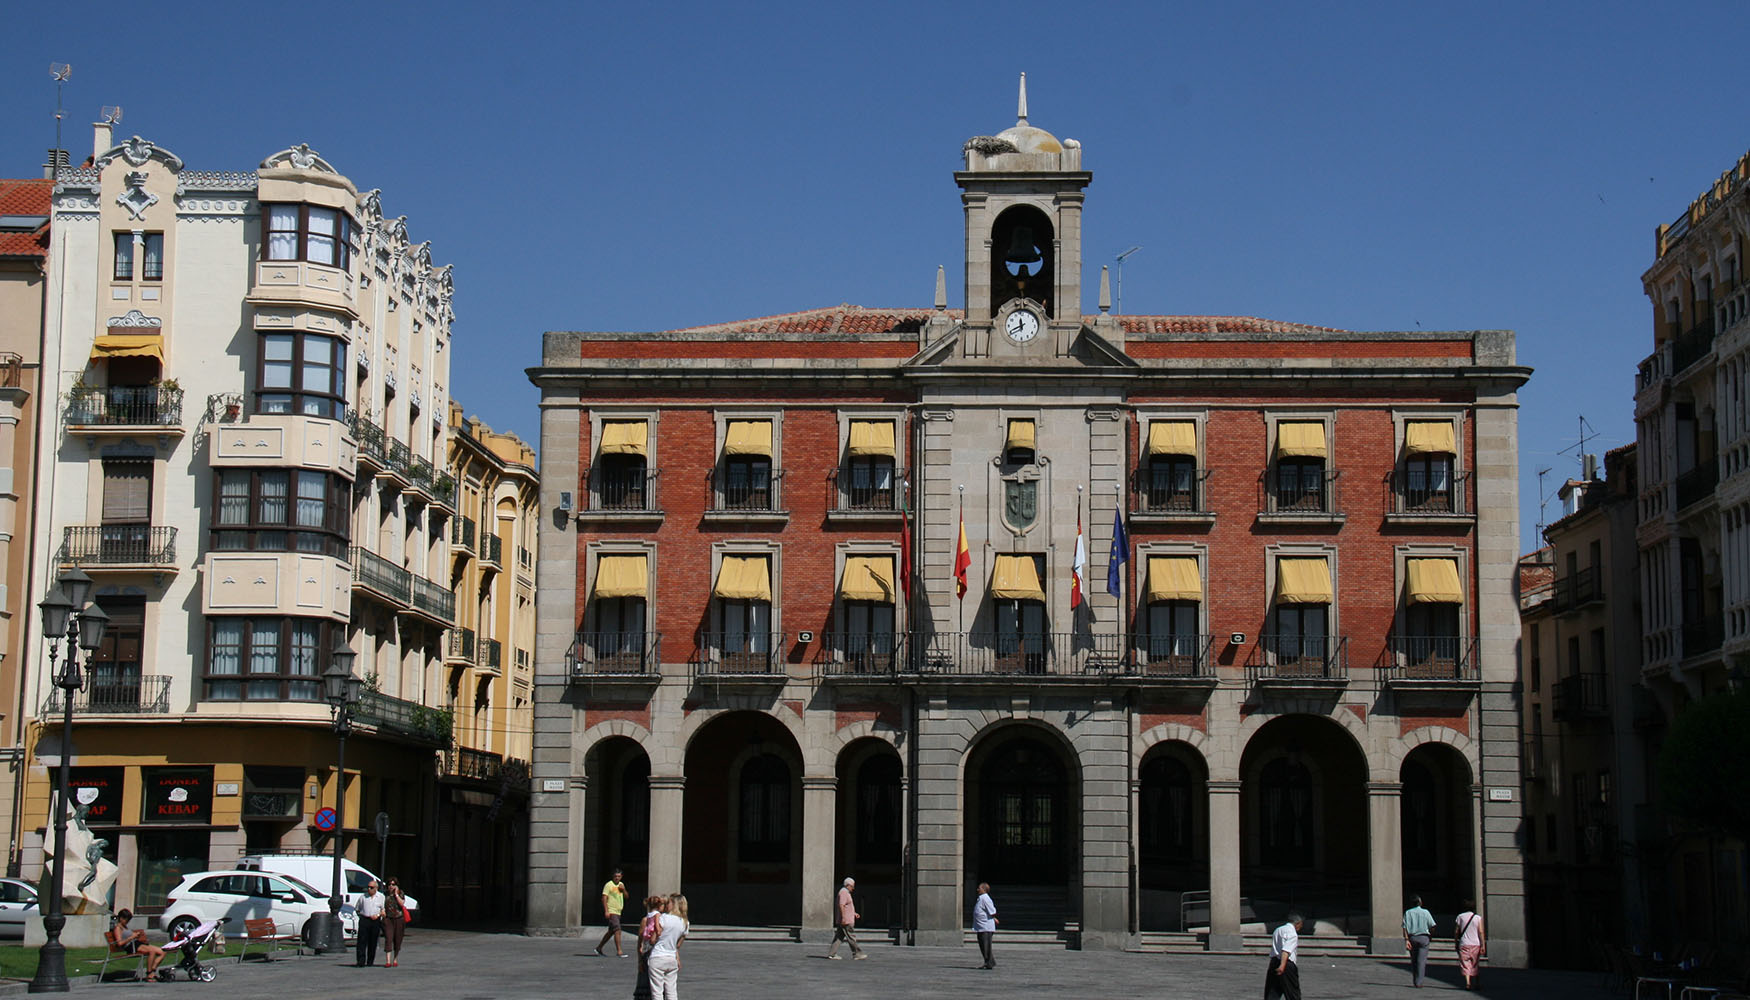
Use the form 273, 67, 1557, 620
162, 869, 356, 945
236, 854, 417, 915
0, 878, 39, 937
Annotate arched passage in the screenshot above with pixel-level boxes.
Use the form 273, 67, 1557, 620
1139, 739, 1209, 931
582, 736, 650, 917
964, 726, 1079, 931
1240, 715, 1370, 931
835, 737, 904, 930
682, 711, 804, 925
1400, 741, 1475, 919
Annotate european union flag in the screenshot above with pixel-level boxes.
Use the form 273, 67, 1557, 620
1107, 506, 1128, 596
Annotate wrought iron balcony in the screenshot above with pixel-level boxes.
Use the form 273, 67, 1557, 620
1552, 672, 1609, 721
1675, 457, 1719, 510
355, 690, 451, 745
1126, 634, 1218, 677
410, 572, 455, 621
568, 632, 661, 678
825, 467, 906, 515
443, 746, 505, 783
480, 534, 502, 567
707, 468, 786, 514
452, 515, 476, 551
478, 637, 502, 673
42, 674, 172, 715
1129, 467, 1213, 517
348, 410, 387, 466
1671, 315, 1716, 374
1377, 635, 1479, 682
693, 631, 786, 677
582, 465, 663, 516
66, 385, 183, 428
908, 631, 1131, 677
1245, 635, 1349, 682
1549, 567, 1604, 613
1259, 469, 1342, 519
351, 546, 411, 604
1387, 469, 1472, 517
447, 627, 476, 664
816, 632, 908, 677
60, 525, 177, 566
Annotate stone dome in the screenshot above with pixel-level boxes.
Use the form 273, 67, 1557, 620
994, 123, 1063, 154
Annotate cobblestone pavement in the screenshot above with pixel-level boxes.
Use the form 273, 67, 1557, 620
33, 929, 1602, 999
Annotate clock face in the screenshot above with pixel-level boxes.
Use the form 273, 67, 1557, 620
1005, 308, 1040, 344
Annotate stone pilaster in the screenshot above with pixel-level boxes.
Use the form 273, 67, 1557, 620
1206, 779, 1242, 952
1367, 781, 1404, 955
646, 775, 686, 896
801, 776, 838, 942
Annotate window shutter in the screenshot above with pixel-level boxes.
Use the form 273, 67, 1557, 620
101, 461, 152, 523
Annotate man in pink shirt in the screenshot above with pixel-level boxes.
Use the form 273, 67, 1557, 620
826, 877, 867, 960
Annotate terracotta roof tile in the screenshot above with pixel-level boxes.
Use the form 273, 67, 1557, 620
656, 305, 1358, 339
0, 178, 51, 260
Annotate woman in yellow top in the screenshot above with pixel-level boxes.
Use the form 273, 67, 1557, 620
595, 869, 628, 957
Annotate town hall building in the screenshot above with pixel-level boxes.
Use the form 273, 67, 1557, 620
525, 81, 1531, 962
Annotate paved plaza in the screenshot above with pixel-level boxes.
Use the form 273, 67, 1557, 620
8, 929, 1605, 999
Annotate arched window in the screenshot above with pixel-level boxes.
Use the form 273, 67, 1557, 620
1140, 755, 1194, 863
854, 754, 902, 865
738, 754, 791, 863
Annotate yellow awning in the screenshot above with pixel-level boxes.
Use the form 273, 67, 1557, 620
1146, 555, 1202, 603
1147, 421, 1197, 457
1404, 420, 1456, 456
840, 555, 896, 603
714, 555, 772, 601
1276, 421, 1327, 459
848, 420, 896, 459
990, 554, 1045, 601
593, 554, 648, 599
724, 420, 772, 457
90, 334, 164, 363
1006, 419, 1036, 453
1276, 556, 1333, 604
1406, 558, 1463, 604
599, 420, 648, 458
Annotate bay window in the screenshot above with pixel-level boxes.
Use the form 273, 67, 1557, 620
257, 331, 347, 419
262, 203, 352, 269
205, 616, 338, 701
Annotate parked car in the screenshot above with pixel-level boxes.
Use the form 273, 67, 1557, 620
162, 870, 355, 945
236, 855, 418, 914
0, 878, 39, 937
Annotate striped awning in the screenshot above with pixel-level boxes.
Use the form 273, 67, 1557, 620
1276, 421, 1327, 459
1147, 421, 1196, 457
848, 420, 896, 458
593, 554, 648, 599
724, 420, 772, 457
1146, 555, 1202, 603
840, 555, 896, 603
1005, 419, 1036, 453
990, 554, 1045, 601
1406, 558, 1462, 604
90, 334, 164, 363
599, 420, 648, 458
714, 555, 771, 601
1404, 420, 1455, 456
1276, 556, 1332, 604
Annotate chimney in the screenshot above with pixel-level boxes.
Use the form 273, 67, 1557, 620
93, 120, 112, 160
1583, 453, 1598, 481
41, 149, 69, 180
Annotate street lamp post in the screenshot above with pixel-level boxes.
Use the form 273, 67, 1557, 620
29, 568, 109, 994
318, 638, 360, 954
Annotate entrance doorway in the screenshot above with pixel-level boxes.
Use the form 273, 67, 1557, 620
682, 712, 803, 925
1239, 715, 1369, 931
1400, 742, 1475, 919
582, 737, 650, 917
1138, 741, 1209, 930
965, 730, 1076, 930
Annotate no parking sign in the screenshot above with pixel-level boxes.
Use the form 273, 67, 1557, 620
314, 807, 338, 831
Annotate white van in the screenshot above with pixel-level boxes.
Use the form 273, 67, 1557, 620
236, 855, 419, 915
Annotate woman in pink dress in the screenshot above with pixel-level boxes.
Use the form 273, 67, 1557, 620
1453, 899, 1486, 989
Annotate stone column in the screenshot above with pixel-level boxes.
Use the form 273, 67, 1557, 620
1206, 779, 1242, 952
1367, 781, 1404, 956
564, 777, 586, 926
911, 699, 963, 947
646, 775, 686, 895
800, 776, 837, 942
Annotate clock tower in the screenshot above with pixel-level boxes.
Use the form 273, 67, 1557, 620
956, 74, 1092, 358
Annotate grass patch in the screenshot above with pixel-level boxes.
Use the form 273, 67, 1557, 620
0, 944, 135, 981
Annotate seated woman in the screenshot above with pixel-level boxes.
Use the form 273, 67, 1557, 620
107, 908, 167, 980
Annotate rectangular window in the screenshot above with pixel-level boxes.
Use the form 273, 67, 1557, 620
1146, 600, 1199, 665
212, 469, 348, 557
1567, 634, 1581, 676
846, 457, 895, 510
89, 599, 145, 710
255, 332, 346, 419
142, 233, 164, 281
262, 204, 351, 269
305, 207, 338, 267
1590, 627, 1607, 674
265, 205, 300, 261
724, 457, 772, 509
1272, 604, 1329, 667
209, 620, 243, 700
113, 233, 134, 280
1530, 623, 1542, 692
205, 617, 337, 702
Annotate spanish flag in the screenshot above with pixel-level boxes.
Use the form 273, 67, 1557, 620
1070, 511, 1086, 609
955, 510, 971, 599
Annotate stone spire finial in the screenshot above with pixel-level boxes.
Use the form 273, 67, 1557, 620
935, 265, 947, 311
1099, 265, 1111, 314
1017, 72, 1029, 125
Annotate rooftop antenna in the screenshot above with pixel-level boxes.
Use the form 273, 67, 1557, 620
1535, 467, 1553, 539
1115, 246, 1142, 315
100, 105, 123, 125
1555, 415, 1598, 478
50, 62, 70, 184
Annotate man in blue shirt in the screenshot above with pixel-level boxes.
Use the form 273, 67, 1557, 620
972, 883, 998, 970
1403, 895, 1435, 987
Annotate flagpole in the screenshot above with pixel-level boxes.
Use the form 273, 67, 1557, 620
1115, 482, 1126, 653
957, 484, 965, 638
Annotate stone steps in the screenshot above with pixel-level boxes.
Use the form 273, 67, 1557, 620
1140, 930, 1464, 957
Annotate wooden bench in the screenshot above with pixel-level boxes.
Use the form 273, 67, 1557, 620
241, 917, 302, 962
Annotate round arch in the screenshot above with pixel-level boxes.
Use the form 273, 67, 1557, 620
580, 735, 652, 918
962, 721, 1081, 929
1400, 739, 1477, 918
1137, 737, 1211, 931
681, 710, 807, 926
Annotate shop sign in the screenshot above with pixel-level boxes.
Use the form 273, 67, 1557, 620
143, 767, 213, 824
65, 766, 124, 824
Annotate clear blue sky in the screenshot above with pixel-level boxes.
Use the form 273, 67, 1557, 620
5, 1, 1743, 552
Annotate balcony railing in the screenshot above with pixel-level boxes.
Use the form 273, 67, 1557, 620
1549, 567, 1604, 613
66, 385, 183, 427
826, 467, 906, 514
1552, 672, 1609, 720
1377, 635, 1479, 681
1129, 468, 1213, 516
0, 352, 20, 388
447, 627, 476, 663
1127, 633, 1218, 677
1260, 469, 1341, 517
407, 453, 437, 493
1387, 470, 1472, 516
42, 674, 172, 714
568, 632, 661, 678
452, 516, 476, 551
693, 631, 786, 676
1675, 457, 1719, 510
584, 465, 663, 514
347, 410, 387, 466
355, 690, 451, 745
60, 525, 177, 565
1245, 635, 1349, 681
478, 637, 502, 672
817, 633, 909, 676
203, 392, 244, 425
443, 746, 504, 783
410, 573, 455, 621
352, 546, 411, 603
481, 534, 502, 566
708, 468, 786, 513
1671, 315, 1716, 373
908, 631, 1131, 676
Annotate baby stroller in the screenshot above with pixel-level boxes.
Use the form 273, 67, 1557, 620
158, 916, 227, 982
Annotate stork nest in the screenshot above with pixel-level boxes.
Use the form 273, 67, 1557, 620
963, 136, 1019, 155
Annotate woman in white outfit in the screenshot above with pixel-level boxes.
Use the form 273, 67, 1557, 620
646, 894, 688, 999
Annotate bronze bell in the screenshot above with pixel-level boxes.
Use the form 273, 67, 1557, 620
1004, 226, 1042, 269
